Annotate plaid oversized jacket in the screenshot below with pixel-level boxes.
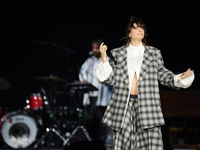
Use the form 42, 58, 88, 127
102, 45, 178, 131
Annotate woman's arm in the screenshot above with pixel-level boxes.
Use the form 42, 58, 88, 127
156, 50, 194, 89
156, 50, 178, 89
96, 43, 117, 85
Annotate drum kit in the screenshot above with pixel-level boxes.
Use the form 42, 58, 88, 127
0, 76, 98, 149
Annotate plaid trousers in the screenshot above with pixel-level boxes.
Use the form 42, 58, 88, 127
113, 96, 163, 150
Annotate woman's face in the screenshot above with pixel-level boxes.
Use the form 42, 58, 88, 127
129, 23, 144, 41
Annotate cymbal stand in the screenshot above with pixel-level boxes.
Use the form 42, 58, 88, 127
34, 128, 65, 149
63, 107, 92, 146
63, 86, 92, 146
63, 81, 98, 146
34, 84, 65, 149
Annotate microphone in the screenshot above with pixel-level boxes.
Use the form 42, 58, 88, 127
88, 51, 93, 57
107, 50, 117, 65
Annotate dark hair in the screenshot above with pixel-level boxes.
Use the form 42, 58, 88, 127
91, 38, 103, 47
121, 16, 148, 47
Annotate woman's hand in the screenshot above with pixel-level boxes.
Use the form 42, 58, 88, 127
179, 68, 194, 80
100, 42, 108, 63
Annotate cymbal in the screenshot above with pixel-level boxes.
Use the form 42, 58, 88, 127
34, 76, 67, 83
0, 77, 10, 90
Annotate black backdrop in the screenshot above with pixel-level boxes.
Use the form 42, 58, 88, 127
0, 0, 200, 110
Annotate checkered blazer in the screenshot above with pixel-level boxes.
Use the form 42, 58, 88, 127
102, 45, 177, 131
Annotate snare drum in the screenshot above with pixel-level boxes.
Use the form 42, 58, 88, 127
0, 112, 37, 149
26, 93, 43, 110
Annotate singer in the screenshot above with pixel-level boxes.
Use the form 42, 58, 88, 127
96, 16, 194, 150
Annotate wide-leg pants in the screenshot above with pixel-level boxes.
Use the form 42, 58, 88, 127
113, 96, 163, 150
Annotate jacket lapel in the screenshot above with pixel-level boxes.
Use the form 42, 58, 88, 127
118, 47, 129, 87
116, 46, 153, 88
138, 47, 153, 85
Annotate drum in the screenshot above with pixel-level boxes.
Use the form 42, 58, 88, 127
0, 112, 37, 149
26, 93, 43, 110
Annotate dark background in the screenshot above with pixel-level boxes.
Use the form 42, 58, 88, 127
0, 0, 200, 110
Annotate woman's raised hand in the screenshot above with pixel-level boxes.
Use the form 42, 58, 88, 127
179, 68, 194, 80
100, 42, 108, 63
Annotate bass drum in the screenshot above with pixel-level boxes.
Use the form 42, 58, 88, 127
0, 112, 37, 149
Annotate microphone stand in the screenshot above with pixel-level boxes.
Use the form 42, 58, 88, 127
33, 39, 77, 80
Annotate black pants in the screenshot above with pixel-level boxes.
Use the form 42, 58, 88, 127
83, 97, 108, 142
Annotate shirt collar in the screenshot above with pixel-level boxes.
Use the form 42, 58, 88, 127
129, 42, 143, 50
127, 42, 144, 60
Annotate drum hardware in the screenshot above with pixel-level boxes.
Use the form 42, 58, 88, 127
34, 81, 96, 147
62, 81, 97, 146
32, 79, 68, 149
34, 127, 66, 149
34, 76, 68, 113
68, 82, 98, 92
26, 93, 45, 111
34, 76, 68, 84
0, 79, 96, 149
62, 108, 92, 146
0, 111, 37, 149
32, 105, 65, 148
33, 39, 76, 54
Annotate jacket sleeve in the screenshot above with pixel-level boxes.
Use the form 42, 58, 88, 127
156, 50, 177, 89
97, 49, 118, 85
104, 57, 117, 85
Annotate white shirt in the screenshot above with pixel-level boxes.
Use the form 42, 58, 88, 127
127, 43, 144, 90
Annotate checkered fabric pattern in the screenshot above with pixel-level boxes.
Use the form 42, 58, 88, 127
102, 46, 178, 131
113, 97, 163, 150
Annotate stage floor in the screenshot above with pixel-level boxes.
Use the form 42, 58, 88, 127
0, 140, 109, 150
